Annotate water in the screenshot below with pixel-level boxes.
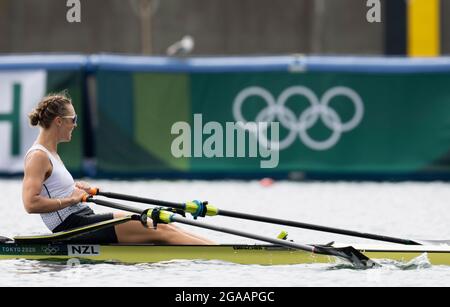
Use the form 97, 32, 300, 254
1, 179, 450, 287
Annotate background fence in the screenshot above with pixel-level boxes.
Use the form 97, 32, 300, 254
1, 0, 449, 56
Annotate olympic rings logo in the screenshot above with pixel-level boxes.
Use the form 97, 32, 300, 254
42, 246, 60, 255
232, 86, 364, 151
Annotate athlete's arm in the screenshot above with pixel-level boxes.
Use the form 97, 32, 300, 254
22, 151, 85, 213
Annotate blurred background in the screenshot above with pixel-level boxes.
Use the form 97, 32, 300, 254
1, 0, 450, 181
0, 0, 448, 55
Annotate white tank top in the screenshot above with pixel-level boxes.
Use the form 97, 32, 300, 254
25, 144, 86, 231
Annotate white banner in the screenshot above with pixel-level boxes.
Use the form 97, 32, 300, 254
0, 71, 46, 173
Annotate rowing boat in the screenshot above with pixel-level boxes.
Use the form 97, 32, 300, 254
0, 239, 449, 265
3, 188, 448, 268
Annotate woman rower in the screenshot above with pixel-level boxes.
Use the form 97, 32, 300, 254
22, 92, 213, 245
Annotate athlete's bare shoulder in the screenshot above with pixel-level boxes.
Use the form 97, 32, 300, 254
24, 149, 52, 179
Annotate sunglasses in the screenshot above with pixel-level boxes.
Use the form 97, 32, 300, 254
62, 114, 78, 125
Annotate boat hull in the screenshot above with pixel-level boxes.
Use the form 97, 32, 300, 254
0, 243, 449, 265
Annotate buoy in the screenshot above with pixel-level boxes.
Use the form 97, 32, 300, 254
260, 177, 274, 187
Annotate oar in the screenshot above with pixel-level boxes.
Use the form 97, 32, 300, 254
88, 188, 421, 245
83, 195, 378, 269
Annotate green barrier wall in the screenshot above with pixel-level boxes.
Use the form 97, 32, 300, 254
93, 56, 450, 178
3, 55, 450, 179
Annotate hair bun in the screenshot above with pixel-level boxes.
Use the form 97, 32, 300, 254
29, 110, 41, 126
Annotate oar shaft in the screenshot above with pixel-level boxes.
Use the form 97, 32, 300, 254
218, 209, 419, 245
170, 215, 315, 253
86, 197, 142, 214
191, 220, 376, 268
95, 191, 185, 210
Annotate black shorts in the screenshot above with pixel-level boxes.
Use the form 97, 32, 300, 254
53, 207, 118, 244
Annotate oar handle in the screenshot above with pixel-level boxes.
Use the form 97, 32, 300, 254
83, 195, 142, 214
89, 188, 185, 209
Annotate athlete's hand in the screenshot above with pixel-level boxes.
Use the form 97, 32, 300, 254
75, 181, 91, 193
70, 187, 88, 205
